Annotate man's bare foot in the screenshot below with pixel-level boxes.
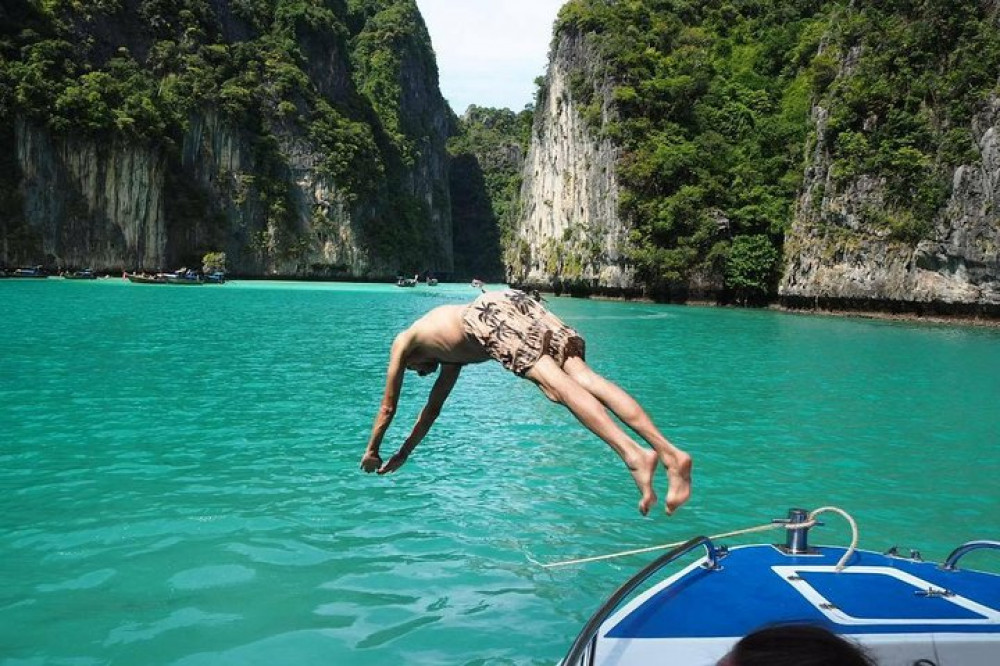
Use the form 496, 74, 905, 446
664, 451, 692, 515
627, 448, 659, 515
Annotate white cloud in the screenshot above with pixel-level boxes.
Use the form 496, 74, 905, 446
415, 0, 567, 113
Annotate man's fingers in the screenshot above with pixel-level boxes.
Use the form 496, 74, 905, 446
377, 457, 404, 475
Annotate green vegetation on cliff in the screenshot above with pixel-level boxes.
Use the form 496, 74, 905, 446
554, 0, 1000, 301
0, 0, 450, 274
821, 1, 1000, 243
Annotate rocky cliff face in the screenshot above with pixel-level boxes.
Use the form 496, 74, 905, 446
1, 0, 453, 278
15, 117, 167, 270
511, 4, 1000, 312
781, 96, 1000, 315
11, 107, 421, 276
177, 110, 374, 277
508, 31, 633, 293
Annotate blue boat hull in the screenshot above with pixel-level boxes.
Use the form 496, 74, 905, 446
587, 544, 1000, 665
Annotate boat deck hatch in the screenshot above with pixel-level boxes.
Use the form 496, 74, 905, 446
773, 565, 1000, 625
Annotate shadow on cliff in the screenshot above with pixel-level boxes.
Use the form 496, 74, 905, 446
449, 152, 504, 282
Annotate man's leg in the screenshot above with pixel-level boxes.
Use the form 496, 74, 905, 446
562, 356, 692, 514
524, 356, 659, 516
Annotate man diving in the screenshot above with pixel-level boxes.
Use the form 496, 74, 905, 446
360, 289, 692, 516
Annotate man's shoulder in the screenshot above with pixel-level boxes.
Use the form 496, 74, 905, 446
391, 329, 413, 353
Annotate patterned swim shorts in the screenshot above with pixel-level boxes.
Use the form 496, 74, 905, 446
461, 290, 585, 375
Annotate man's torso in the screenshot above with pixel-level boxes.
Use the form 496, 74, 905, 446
407, 304, 491, 365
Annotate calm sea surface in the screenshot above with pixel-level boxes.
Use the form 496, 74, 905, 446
2, 279, 998, 664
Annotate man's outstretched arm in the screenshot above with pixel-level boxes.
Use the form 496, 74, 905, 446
377, 363, 461, 474
361, 332, 410, 472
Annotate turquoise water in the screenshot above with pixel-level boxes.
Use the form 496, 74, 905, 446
1, 279, 998, 665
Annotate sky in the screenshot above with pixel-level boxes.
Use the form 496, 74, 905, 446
415, 0, 567, 114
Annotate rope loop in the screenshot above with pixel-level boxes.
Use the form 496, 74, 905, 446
783, 518, 818, 530
539, 506, 860, 570
809, 506, 859, 571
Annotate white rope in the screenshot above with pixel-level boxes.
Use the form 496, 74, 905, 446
809, 506, 859, 571
538, 506, 860, 570
540, 522, 783, 568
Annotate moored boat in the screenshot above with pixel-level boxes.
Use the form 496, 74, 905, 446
558, 508, 1000, 666
124, 272, 166, 284
165, 271, 203, 285
11, 266, 47, 278
63, 269, 96, 280
124, 268, 213, 285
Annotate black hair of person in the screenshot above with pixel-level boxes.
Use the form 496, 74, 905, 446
722, 624, 878, 666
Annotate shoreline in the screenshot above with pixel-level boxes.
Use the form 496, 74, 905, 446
768, 304, 1000, 329
547, 292, 1000, 329
9, 276, 999, 328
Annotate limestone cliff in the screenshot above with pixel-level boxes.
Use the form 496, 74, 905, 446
781, 95, 1000, 316
775, 3, 1000, 316
510, 2, 1000, 312
0, 0, 453, 278
508, 30, 632, 294
15, 117, 167, 270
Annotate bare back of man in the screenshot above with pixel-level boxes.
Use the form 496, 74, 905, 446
361, 292, 692, 516
402, 305, 492, 367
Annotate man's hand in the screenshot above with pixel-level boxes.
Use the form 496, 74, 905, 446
360, 446, 409, 475
377, 450, 409, 475
360, 451, 383, 473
